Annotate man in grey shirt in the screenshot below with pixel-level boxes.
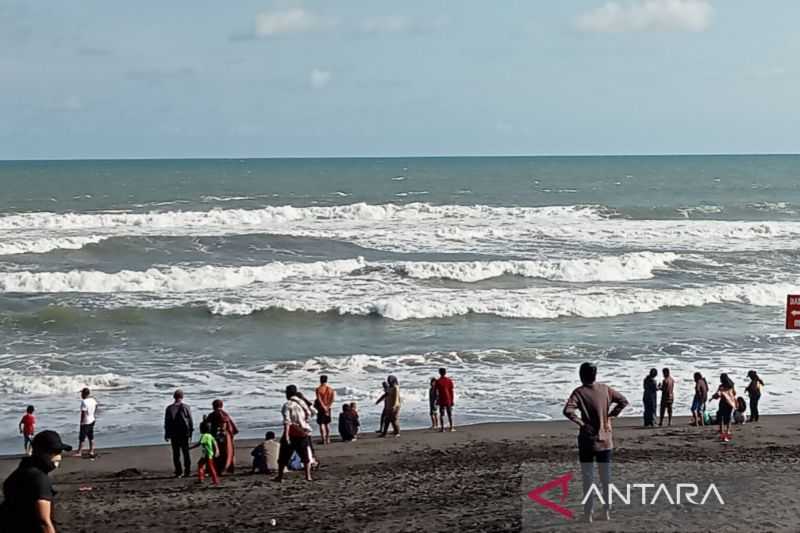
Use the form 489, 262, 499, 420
164, 389, 194, 478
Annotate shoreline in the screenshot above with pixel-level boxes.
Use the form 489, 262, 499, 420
3, 415, 800, 531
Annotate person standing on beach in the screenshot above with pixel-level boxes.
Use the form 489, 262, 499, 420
563, 362, 629, 524
711, 373, 737, 442
19, 406, 36, 456
206, 400, 239, 475
74, 388, 97, 458
745, 370, 764, 422
0, 430, 72, 533
691, 373, 709, 426
658, 368, 674, 427
164, 389, 194, 478
428, 378, 439, 429
435, 368, 455, 432
315, 375, 335, 445
380, 375, 401, 438
192, 421, 219, 485
642, 369, 658, 427
275, 385, 313, 482
375, 381, 389, 433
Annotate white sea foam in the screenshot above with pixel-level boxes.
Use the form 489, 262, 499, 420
0, 370, 129, 395
395, 252, 680, 283
0, 258, 366, 293
0, 236, 108, 256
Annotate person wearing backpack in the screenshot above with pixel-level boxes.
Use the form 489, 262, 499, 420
164, 389, 194, 478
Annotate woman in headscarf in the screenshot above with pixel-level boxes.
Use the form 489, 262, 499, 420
380, 375, 401, 437
711, 373, 736, 443
206, 399, 239, 474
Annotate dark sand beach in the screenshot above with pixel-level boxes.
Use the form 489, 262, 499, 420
3, 415, 800, 532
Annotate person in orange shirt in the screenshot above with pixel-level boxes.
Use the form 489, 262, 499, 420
315, 375, 336, 445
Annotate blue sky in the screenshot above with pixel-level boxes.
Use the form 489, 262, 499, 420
1, 0, 798, 158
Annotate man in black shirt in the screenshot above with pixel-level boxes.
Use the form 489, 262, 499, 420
164, 389, 194, 477
1, 430, 72, 533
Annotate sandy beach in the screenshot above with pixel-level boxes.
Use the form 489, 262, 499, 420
3, 415, 800, 532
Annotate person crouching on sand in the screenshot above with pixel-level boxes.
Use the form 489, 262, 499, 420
563, 362, 629, 524
338, 403, 359, 442
711, 373, 737, 442
192, 421, 219, 485
691, 372, 709, 426
251, 431, 279, 475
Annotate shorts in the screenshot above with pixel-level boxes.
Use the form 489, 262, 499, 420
23, 434, 34, 448
279, 435, 312, 466
79, 422, 95, 443
316, 412, 331, 425
691, 398, 706, 412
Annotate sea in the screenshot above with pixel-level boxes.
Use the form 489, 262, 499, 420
1, 155, 799, 453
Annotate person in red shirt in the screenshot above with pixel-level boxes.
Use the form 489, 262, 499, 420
19, 405, 36, 456
435, 368, 455, 432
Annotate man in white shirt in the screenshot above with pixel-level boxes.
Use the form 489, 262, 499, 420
75, 387, 98, 458
275, 385, 313, 482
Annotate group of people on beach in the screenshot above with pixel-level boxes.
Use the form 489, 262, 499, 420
641, 368, 765, 442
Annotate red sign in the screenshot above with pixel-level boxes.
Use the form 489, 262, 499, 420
788, 295, 800, 330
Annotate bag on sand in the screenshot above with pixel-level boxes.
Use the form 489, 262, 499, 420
288, 451, 303, 471
703, 410, 713, 425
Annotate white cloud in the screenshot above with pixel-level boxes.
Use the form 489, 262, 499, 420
255, 8, 334, 37
310, 68, 331, 89
360, 15, 412, 34
576, 0, 712, 33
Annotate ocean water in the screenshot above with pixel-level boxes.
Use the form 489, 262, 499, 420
1, 155, 799, 453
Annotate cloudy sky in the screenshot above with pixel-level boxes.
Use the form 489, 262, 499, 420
1, 0, 798, 159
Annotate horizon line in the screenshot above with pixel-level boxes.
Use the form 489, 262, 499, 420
2, 151, 800, 162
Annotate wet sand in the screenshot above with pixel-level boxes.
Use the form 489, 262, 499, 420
2, 415, 800, 532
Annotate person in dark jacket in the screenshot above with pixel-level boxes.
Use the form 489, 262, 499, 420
642, 368, 658, 427
164, 389, 194, 478
1, 430, 72, 533
338, 403, 360, 442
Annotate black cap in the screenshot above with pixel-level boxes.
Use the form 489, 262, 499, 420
32, 430, 72, 454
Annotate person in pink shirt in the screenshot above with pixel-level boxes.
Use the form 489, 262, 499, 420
435, 368, 455, 432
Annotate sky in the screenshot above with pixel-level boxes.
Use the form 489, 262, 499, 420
1, 0, 799, 159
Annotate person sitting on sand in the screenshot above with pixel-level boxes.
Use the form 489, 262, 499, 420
691, 372, 709, 426
192, 421, 219, 485
733, 397, 747, 425
275, 385, 314, 482
375, 381, 389, 433
658, 367, 674, 427
642, 369, 658, 427
349, 402, 360, 439
380, 375, 401, 438
206, 399, 239, 475
428, 378, 439, 429
564, 362, 629, 524
711, 373, 737, 442
745, 370, 764, 422
338, 403, 359, 442
251, 431, 279, 474
435, 368, 455, 432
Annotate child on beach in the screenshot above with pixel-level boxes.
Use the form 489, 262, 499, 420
192, 421, 219, 484
19, 406, 36, 456
733, 397, 747, 425
429, 378, 439, 429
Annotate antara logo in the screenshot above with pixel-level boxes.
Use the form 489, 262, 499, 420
527, 473, 724, 520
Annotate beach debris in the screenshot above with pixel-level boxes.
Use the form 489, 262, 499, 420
112, 467, 143, 478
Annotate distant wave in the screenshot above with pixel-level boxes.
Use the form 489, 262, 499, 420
0, 236, 108, 256
394, 252, 679, 283
0, 252, 682, 293
206, 280, 797, 320
0, 370, 128, 395
0, 258, 366, 293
